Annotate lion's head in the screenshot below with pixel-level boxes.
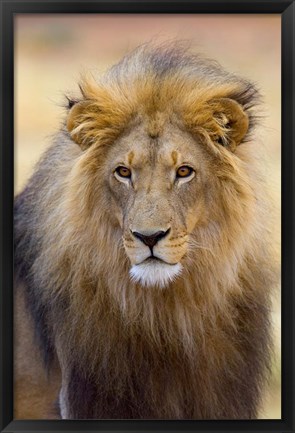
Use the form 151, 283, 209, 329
64, 42, 259, 289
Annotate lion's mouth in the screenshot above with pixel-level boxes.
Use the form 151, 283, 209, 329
129, 258, 183, 288
144, 256, 178, 266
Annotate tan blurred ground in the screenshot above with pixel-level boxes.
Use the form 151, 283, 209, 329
14, 14, 281, 419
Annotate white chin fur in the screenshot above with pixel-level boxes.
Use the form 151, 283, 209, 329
129, 260, 183, 288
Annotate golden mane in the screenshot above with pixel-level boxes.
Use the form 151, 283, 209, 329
67, 44, 258, 150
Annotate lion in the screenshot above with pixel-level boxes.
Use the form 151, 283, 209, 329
14, 42, 279, 419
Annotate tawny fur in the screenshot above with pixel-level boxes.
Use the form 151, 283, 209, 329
14, 42, 279, 419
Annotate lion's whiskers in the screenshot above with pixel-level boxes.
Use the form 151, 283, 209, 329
187, 239, 214, 253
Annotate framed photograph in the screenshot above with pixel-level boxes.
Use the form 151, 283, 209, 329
0, 1, 294, 432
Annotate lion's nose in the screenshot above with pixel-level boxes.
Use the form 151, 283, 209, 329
132, 228, 170, 248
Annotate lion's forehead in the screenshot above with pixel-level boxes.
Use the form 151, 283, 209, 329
108, 122, 203, 170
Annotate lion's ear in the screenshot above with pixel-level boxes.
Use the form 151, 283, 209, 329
66, 100, 98, 150
209, 98, 249, 151
66, 78, 129, 150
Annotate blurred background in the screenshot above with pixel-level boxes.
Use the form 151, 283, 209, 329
14, 14, 281, 419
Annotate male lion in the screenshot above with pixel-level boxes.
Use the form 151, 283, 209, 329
14, 42, 278, 419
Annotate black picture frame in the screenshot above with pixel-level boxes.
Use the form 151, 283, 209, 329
0, 0, 294, 432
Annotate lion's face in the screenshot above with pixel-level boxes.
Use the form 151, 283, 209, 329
105, 120, 210, 288
66, 48, 253, 290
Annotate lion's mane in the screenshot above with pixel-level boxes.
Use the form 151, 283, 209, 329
14, 42, 279, 419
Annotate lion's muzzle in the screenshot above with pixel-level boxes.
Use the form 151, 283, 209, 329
123, 226, 187, 288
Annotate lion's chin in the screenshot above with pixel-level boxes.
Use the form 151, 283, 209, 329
129, 259, 183, 288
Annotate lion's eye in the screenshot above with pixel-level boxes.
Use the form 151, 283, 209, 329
115, 166, 131, 178
176, 166, 194, 178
